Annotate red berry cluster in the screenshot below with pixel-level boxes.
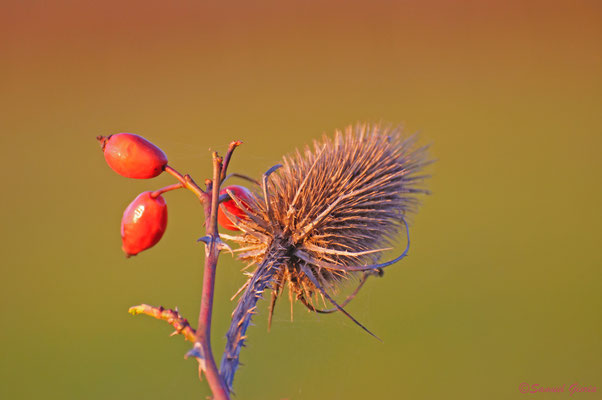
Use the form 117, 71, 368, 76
97, 133, 251, 257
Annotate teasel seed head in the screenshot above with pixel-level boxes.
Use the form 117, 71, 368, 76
219, 123, 431, 390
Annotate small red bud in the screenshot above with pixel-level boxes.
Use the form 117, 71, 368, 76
218, 185, 253, 231
121, 191, 168, 257
97, 133, 168, 179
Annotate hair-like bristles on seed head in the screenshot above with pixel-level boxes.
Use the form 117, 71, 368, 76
219, 123, 431, 390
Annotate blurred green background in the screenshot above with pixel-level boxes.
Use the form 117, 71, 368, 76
1, 1, 600, 399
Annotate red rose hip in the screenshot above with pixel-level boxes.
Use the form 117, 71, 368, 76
218, 185, 254, 231
98, 133, 168, 179
121, 191, 168, 257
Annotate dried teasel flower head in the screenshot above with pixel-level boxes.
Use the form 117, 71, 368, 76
219, 123, 431, 390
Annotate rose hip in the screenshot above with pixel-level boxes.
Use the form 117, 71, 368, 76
98, 133, 168, 179
121, 191, 168, 257
218, 185, 254, 231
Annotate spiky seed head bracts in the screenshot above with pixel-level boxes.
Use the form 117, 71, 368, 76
227, 123, 430, 309
219, 123, 431, 390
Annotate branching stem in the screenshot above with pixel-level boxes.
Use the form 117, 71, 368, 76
190, 142, 241, 399
133, 141, 242, 400
128, 304, 196, 342
150, 182, 184, 198
164, 165, 208, 202
190, 152, 230, 400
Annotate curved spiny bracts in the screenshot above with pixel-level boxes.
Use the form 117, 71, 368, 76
220, 123, 430, 391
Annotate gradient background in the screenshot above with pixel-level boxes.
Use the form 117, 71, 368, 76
1, 1, 600, 399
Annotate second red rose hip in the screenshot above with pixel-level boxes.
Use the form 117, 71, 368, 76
121, 191, 168, 257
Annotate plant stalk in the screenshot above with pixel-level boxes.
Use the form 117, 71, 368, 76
190, 153, 231, 400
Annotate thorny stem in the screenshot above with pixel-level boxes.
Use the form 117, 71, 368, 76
133, 142, 241, 400
191, 152, 230, 400
191, 142, 241, 399
219, 255, 280, 391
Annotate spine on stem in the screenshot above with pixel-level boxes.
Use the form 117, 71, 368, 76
219, 251, 283, 391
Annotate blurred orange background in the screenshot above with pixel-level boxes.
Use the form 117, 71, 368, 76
1, 1, 600, 399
